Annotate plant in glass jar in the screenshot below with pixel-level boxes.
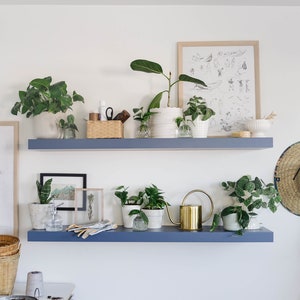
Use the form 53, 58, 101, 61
58, 114, 79, 139
132, 107, 155, 138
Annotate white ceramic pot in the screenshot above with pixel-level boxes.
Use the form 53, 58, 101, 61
121, 205, 141, 228
142, 209, 164, 229
33, 112, 62, 139
191, 117, 210, 138
222, 213, 242, 231
150, 107, 183, 138
246, 119, 272, 137
29, 203, 53, 230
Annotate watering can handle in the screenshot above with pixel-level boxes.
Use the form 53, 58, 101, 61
181, 189, 214, 223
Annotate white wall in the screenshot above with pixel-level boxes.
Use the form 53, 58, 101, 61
1, 4, 300, 300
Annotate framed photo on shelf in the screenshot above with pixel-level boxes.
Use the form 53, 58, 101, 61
177, 40, 261, 136
0, 121, 19, 236
74, 188, 104, 224
40, 173, 87, 211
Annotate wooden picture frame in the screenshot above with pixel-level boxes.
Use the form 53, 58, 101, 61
178, 41, 261, 136
74, 188, 104, 224
0, 121, 19, 236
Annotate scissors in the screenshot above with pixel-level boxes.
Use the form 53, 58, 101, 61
105, 107, 114, 120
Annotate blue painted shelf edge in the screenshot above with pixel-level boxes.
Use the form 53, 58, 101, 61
28, 137, 273, 150
27, 226, 273, 243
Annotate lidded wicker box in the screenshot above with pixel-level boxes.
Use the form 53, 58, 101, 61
86, 120, 124, 138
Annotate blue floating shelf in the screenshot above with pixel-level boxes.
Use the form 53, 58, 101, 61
28, 137, 273, 150
27, 226, 273, 243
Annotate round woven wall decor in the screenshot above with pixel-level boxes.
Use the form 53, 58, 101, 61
274, 141, 300, 215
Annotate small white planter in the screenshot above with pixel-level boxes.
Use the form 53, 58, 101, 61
33, 112, 63, 139
190, 117, 210, 138
142, 209, 164, 229
121, 205, 141, 228
222, 213, 242, 231
29, 203, 53, 230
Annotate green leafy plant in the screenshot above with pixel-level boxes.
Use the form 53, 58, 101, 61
222, 175, 281, 213
114, 186, 144, 206
36, 178, 55, 204
11, 76, 84, 117
175, 95, 215, 129
130, 59, 207, 110
58, 114, 79, 132
133, 107, 155, 124
210, 205, 250, 235
184, 95, 215, 121
210, 175, 281, 234
128, 209, 149, 225
143, 184, 170, 210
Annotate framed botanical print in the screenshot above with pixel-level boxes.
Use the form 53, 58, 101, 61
178, 41, 261, 136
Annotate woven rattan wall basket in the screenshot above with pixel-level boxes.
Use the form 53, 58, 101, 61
274, 141, 300, 215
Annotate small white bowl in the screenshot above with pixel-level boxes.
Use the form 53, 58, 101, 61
246, 119, 272, 137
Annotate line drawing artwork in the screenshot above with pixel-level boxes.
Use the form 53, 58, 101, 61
178, 42, 260, 136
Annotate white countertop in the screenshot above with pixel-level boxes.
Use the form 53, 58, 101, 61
12, 282, 75, 300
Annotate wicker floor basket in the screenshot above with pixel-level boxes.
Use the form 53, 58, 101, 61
86, 120, 124, 138
0, 250, 20, 295
0, 236, 20, 257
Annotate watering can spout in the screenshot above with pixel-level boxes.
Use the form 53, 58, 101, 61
166, 205, 180, 225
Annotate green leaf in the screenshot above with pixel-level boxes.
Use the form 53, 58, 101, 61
210, 214, 220, 232
130, 59, 163, 74
178, 74, 207, 87
30, 76, 52, 90
148, 92, 164, 111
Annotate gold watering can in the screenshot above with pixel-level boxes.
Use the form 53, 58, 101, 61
166, 189, 214, 231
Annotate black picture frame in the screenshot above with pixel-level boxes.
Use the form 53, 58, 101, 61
40, 173, 87, 211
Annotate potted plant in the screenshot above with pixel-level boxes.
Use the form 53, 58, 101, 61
29, 178, 55, 230
141, 184, 170, 229
183, 95, 215, 138
58, 114, 79, 139
132, 107, 155, 138
114, 186, 144, 228
11, 76, 84, 138
130, 59, 207, 138
210, 175, 281, 234
175, 95, 215, 137
210, 206, 250, 235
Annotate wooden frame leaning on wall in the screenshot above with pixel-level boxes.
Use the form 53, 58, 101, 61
0, 121, 19, 236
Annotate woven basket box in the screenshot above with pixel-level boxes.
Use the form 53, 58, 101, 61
86, 120, 124, 138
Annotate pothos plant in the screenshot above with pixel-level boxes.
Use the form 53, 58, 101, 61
210, 175, 281, 234
114, 186, 144, 206
128, 184, 170, 225
130, 59, 207, 110
175, 95, 215, 128
11, 76, 84, 117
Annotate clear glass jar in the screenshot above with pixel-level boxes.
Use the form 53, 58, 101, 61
44, 205, 63, 231
177, 121, 192, 138
132, 215, 148, 231
136, 121, 151, 138
63, 128, 76, 139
